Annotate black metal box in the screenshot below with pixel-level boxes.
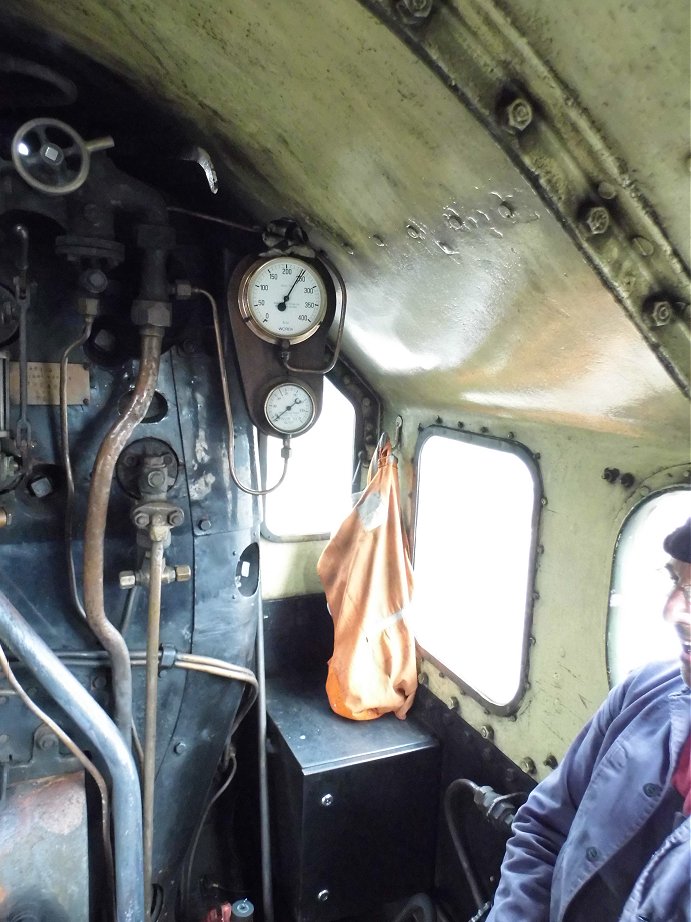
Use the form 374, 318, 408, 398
266, 674, 440, 922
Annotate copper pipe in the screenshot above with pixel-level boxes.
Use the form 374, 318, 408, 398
83, 328, 163, 743
143, 538, 164, 920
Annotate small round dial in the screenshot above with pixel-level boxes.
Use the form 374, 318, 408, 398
238, 256, 327, 344
264, 382, 317, 435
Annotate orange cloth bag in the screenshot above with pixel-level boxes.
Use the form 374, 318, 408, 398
317, 435, 417, 720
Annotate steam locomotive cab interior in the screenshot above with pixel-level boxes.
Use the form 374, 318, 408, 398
0, 3, 688, 922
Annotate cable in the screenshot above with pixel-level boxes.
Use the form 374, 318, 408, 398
0, 638, 115, 918
166, 206, 261, 234
182, 751, 238, 914
194, 286, 291, 496
443, 780, 487, 911
59, 319, 93, 621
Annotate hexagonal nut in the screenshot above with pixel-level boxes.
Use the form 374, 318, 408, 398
119, 571, 137, 590
171, 279, 194, 300
643, 299, 674, 327
168, 509, 185, 527
174, 565, 192, 583
133, 512, 150, 528
130, 299, 172, 328
504, 97, 533, 132
396, 0, 434, 24
584, 205, 610, 236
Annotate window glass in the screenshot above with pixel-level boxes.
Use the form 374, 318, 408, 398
263, 378, 356, 538
608, 488, 691, 686
413, 430, 538, 708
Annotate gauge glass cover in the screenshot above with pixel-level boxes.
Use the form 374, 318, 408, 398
240, 256, 327, 344
264, 382, 317, 435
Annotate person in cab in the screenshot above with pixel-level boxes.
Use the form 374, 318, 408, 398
487, 518, 691, 921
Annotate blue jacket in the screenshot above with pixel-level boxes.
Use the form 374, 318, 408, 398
487, 661, 691, 921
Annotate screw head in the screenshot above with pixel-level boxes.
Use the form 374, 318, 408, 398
504, 97, 533, 132
584, 205, 610, 235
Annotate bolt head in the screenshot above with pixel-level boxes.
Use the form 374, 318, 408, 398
38, 730, 58, 750
584, 205, 610, 235
520, 757, 537, 775
198, 517, 212, 532
174, 740, 187, 755
168, 510, 184, 527
504, 98, 533, 132
317, 890, 330, 903
480, 725, 494, 741
133, 512, 150, 528
321, 794, 334, 807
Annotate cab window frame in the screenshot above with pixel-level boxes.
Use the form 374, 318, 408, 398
411, 424, 543, 715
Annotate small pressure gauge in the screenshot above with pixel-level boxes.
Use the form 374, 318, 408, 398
264, 381, 317, 435
237, 256, 328, 344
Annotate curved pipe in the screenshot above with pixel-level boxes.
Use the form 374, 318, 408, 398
83, 328, 163, 742
392, 893, 436, 922
0, 589, 144, 922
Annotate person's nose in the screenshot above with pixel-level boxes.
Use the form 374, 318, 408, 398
664, 585, 691, 626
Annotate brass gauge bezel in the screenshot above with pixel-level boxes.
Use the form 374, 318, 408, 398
237, 255, 328, 345
263, 380, 318, 436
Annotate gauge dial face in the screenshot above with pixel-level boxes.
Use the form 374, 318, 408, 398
264, 382, 317, 435
239, 256, 328, 344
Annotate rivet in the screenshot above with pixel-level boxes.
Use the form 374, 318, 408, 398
597, 181, 617, 200
447, 214, 463, 231
174, 741, 187, 755
406, 223, 423, 239
497, 202, 514, 219
372, 234, 386, 247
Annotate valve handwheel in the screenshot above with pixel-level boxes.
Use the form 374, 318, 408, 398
11, 117, 114, 196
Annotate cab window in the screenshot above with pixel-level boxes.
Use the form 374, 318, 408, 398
412, 427, 541, 711
262, 377, 357, 539
608, 487, 691, 686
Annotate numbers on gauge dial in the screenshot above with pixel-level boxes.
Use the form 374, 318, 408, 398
264, 383, 316, 435
246, 257, 326, 342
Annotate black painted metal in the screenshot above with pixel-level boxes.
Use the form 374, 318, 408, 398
266, 672, 440, 922
0, 168, 261, 919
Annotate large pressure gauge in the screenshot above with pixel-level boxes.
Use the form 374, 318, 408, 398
263, 381, 317, 435
237, 256, 327, 345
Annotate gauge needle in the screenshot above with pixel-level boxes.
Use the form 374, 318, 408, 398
274, 397, 302, 419
276, 270, 305, 312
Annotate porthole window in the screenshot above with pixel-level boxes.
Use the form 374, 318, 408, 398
262, 378, 356, 539
608, 487, 691, 687
412, 427, 541, 711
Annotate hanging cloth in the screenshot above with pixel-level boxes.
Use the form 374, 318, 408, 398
317, 433, 417, 720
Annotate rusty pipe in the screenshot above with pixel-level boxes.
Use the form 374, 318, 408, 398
83, 327, 163, 743
143, 537, 165, 920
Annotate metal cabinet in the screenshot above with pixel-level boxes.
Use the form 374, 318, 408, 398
266, 674, 440, 922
